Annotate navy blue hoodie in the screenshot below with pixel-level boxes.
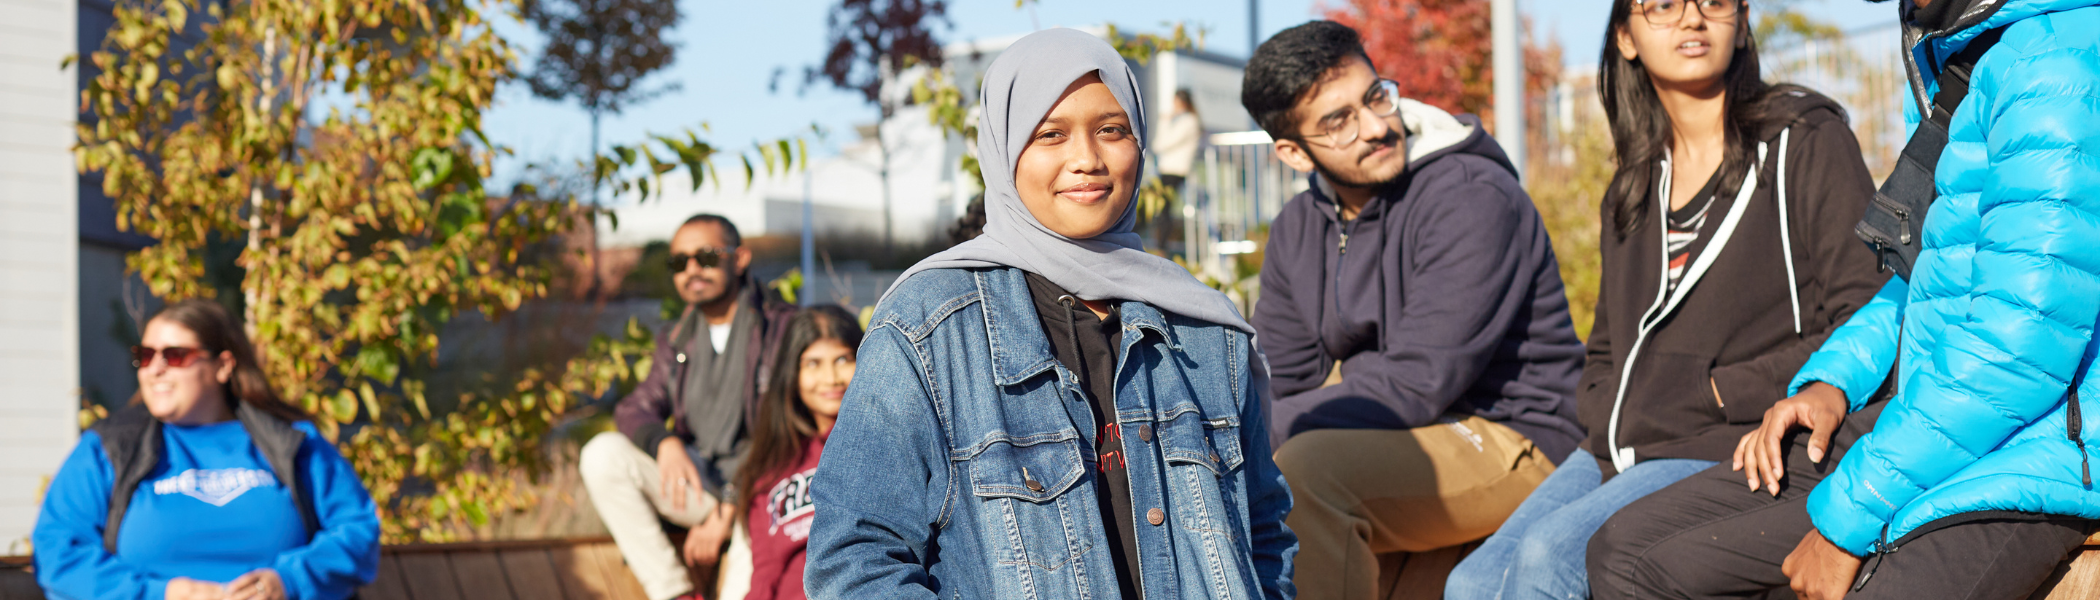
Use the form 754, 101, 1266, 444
1254, 100, 1585, 461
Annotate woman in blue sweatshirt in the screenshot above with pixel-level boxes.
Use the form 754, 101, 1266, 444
34, 299, 380, 600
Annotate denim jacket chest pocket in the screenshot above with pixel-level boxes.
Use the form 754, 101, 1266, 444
943, 373, 1096, 590
1141, 323, 1251, 478
964, 430, 1087, 503
1157, 409, 1245, 476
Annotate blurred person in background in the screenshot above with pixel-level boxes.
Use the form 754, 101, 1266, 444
1448, 0, 1888, 596
805, 28, 1295, 600
730, 305, 861, 600
581, 213, 798, 600
1155, 88, 1203, 192
1588, 0, 2100, 597
1241, 21, 1585, 600
34, 299, 380, 600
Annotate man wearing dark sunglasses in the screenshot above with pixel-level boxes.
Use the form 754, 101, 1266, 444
580, 213, 798, 600
1240, 20, 1587, 600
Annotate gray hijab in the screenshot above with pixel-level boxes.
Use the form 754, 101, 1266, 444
890, 27, 1254, 335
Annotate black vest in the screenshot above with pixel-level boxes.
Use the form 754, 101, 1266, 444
91, 402, 320, 552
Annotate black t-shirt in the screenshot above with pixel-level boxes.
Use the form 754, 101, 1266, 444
1664, 171, 1722, 294
1024, 272, 1144, 600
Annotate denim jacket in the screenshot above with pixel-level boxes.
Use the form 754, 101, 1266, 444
806, 266, 1297, 600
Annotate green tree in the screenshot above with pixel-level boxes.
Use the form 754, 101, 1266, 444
808, 0, 952, 248
77, 0, 794, 541
520, 0, 682, 202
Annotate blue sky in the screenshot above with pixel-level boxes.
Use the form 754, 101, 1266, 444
481, 0, 1903, 187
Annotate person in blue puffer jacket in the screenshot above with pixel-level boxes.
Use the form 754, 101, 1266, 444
1586, 0, 2100, 598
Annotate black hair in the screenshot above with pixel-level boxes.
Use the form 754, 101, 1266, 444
680, 213, 742, 248
1242, 21, 1374, 141
1599, 0, 1803, 237
948, 194, 987, 245
735, 305, 864, 524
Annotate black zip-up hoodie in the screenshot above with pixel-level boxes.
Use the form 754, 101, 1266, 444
1580, 89, 1890, 475
1255, 100, 1586, 461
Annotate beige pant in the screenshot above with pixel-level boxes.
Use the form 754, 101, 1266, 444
1275, 416, 1554, 600
581, 431, 753, 600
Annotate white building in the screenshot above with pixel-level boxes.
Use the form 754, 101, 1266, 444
598, 27, 1257, 253
0, 0, 83, 551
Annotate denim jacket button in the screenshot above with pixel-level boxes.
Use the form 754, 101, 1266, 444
1146, 508, 1165, 526
1025, 478, 1044, 493
1136, 424, 1154, 442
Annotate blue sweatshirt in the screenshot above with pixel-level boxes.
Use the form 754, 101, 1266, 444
33, 420, 380, 600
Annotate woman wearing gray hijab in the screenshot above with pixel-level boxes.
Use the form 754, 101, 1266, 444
803, 28, 1296, 600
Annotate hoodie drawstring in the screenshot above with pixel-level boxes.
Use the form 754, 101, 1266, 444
1058, 295, 1087, 391
1776, 128, 1803, 334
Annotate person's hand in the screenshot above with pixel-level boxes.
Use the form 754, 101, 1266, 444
226, 569, 286, 600
1782, 529, 1863, 600
1734, 382, 1847, 496
657, 437, 701, 512
682, 502, 736, 567
165, 578, 226, 600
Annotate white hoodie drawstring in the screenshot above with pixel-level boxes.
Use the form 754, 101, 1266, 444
1606, 140, 1771, 473
1776, 128, 1802, 334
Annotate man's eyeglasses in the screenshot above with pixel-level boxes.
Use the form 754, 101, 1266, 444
1304, 79, 1401, 149
1636, 0, 1741, 27
665, 247, 734, 272
132, 346, 207, 369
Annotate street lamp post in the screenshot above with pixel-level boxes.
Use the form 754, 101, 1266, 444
1492, 0, 1526, 181
801, 168, 816, 306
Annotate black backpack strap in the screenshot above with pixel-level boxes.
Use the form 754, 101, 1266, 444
1855, 27, 2007, 278
1927, 26, 2007, 126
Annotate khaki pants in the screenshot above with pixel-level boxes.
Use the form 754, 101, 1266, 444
1276, 416, 1554, 600
580, 431, 754, 600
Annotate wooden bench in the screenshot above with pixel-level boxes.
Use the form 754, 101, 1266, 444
360, 537, 650, 600
1368, 532, 2100, 600
2, 535, 2096, 599
0, 537, 653, 600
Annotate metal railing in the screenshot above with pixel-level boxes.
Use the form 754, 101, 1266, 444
1182, 131, 1308, 314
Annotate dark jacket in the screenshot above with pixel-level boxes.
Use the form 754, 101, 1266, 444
613, 275, 797, 467
92, 402, 317, 551
1254, 99, 1586, 461
1580, 90, 1888, 474
34, 400, 381, 600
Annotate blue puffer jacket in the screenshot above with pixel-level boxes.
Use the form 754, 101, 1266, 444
1788, 0, 2100, 556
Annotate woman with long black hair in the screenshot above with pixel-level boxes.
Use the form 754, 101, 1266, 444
1443, 1, 1886, 598
730, 305, 861, 600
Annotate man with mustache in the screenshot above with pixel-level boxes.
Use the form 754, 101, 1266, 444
580, 214, 798, 600
1240, 21, 1587, 600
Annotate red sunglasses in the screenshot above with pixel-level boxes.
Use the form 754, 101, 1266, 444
132, 346, 209, 368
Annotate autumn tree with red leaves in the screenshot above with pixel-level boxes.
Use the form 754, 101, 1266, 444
1322, 0, 1561, 143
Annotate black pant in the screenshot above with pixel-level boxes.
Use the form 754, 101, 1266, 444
1587, 401, 2092, 600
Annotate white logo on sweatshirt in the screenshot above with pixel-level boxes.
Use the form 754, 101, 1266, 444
151, 468, 279, 506
766, 468, 818, 540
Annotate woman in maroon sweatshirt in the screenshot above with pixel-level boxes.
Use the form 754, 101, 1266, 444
732, 305, 862, 600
